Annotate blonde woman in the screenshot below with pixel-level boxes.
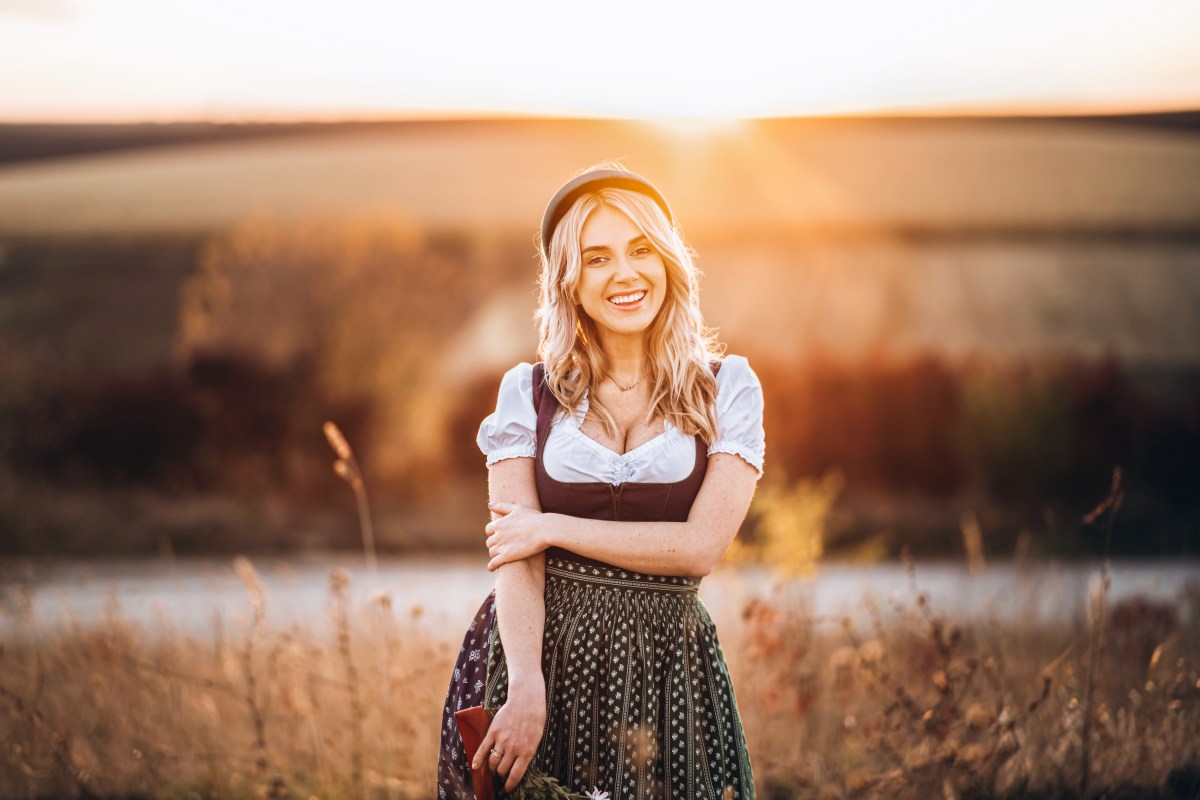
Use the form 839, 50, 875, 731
437, 164, 764, 799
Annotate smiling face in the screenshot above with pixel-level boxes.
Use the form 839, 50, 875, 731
574, 203, 668, 345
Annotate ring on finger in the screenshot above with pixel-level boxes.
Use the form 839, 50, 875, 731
489, 748, 502, 760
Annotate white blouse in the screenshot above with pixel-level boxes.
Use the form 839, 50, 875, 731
476, 355, 765, 485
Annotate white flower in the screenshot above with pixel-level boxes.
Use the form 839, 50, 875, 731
585, 789, 610, 800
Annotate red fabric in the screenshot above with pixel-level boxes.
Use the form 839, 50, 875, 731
455, 705, 496, 800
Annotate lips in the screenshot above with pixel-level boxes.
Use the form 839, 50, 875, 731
607, 290, 647, 308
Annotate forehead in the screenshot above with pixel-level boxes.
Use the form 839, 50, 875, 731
579, 203, 644, 249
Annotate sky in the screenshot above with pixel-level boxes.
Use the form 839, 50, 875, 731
1, 0, 1199, 122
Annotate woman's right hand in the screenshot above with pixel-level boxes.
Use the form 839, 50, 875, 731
472, 676, 547, 792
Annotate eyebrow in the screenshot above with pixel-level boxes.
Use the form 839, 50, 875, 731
581, 234, 650, 255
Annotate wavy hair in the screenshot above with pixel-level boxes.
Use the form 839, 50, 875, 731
533, 164, 725, 443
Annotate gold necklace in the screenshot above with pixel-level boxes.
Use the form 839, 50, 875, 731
607, 373, 644, 392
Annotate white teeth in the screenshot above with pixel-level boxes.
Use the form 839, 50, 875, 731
609, 291, 646, 305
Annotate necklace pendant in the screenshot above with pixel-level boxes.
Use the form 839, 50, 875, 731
607, 371, 643, 393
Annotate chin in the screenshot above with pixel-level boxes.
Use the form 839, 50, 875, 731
601, 312, 657, 337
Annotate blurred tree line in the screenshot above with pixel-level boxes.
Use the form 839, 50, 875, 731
0, 217, 1196, 557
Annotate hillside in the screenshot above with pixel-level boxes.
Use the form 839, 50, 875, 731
1, 117, 1198, 238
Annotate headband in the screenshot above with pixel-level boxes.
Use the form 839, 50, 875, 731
540, 169, 674, 251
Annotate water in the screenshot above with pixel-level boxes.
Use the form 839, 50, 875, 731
1, 554, 1195, 642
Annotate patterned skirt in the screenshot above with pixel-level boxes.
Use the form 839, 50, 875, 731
437, 555, 755, 800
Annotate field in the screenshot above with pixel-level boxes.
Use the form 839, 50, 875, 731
1, 552, 1197, 799
2, 118, 1200, 237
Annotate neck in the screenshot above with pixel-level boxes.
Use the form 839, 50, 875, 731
598, 331, 647, 381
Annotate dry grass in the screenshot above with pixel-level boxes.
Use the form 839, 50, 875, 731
0, 559, 453, 800
735, 553, 1200, 799
1, 550, 1196, 800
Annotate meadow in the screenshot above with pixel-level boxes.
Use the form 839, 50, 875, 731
1, 548, 1197, 799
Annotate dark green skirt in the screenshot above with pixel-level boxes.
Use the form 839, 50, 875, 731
481, 555, 756, 799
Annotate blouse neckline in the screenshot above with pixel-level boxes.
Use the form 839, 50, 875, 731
567, 390, 680, 461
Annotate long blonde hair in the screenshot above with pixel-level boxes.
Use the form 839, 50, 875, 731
534, 165, 724, 443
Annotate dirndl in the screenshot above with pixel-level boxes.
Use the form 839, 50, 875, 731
436, 555, 756, 799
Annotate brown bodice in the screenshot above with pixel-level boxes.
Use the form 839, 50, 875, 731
531, 362, 717, 566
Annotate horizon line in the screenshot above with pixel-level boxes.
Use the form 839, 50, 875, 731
3, 102, 1200, 127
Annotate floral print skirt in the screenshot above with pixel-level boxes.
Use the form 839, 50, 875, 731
437, 555, 755, 799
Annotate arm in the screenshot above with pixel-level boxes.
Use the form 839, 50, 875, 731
487, 452, 758, 577
472, 457, 546, 791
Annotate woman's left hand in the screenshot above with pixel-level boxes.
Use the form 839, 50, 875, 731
485, 502, 550, 571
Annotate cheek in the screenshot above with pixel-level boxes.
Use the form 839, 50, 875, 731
575, 274, 602, 305
568, 276, 590, 305
571, 280, 590, 309
650, 262, 669, 296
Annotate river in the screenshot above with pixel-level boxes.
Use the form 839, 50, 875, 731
1, 554, 1196, 642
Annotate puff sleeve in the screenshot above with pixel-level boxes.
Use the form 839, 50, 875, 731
476, 362, 538, 467
708, 355, 766, 478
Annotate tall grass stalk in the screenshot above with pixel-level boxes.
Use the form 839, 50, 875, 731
234, 556, 270, 779
331, 569, 366, 800
324, 420, 377, 578
1079, 466, 1124, 797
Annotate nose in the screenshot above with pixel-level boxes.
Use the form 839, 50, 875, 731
612, 253, 638, 283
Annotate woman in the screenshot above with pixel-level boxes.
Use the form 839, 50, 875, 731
437, 164, 763, 799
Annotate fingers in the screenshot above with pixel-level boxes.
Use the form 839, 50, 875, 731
489, 748, 505, 776
472, 730, 497, 771
506, 755, 531, 792
485, 745, 530, 791
497, 749, 517, 782
486, 534, 508, 570
487, 501, 514, 515
489, 554, 516, 571
480, 742, 526, 787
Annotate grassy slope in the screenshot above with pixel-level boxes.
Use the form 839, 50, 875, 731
1, 117, 1199, 237
1, 117, 1199, 377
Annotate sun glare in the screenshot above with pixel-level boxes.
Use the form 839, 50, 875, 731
639, 117, 750, 140
0, 0, 1198, 121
